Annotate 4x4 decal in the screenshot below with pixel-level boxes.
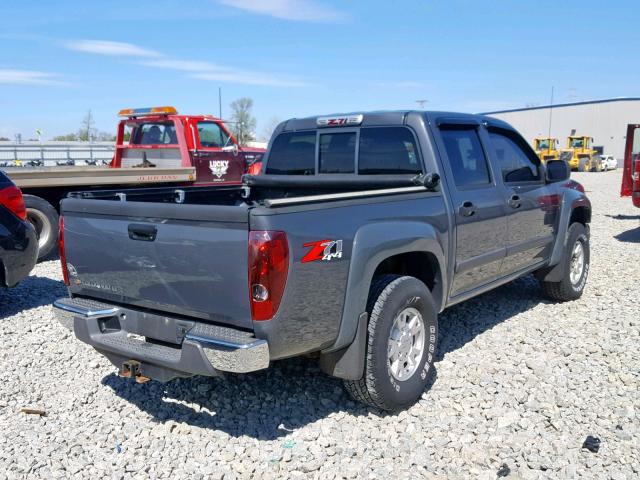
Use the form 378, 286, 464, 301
302, 239, 343, 263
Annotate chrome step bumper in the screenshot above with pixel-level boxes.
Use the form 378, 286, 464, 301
53, 297, 269, 379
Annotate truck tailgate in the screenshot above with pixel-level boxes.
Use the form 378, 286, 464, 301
61, 198, 252, 330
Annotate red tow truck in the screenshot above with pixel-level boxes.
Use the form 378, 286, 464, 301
621, 124, 640, 208
5, 106, 265, 258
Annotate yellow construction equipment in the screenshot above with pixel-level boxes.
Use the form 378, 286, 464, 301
533, 137, 560, 163
559, 136, 603, 172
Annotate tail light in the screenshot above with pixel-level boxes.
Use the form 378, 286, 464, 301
0, 185, 27, 220
59, 216, 70, 286
247, 160, 263, 176
248, 230, 289, 321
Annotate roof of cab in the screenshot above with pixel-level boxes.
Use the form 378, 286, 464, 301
280, 110, 515, 132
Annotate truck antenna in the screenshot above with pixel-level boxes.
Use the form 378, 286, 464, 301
219, 87, 222, 119
547, 86, 554, 149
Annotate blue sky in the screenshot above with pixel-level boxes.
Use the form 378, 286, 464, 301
1, 0, 638, 140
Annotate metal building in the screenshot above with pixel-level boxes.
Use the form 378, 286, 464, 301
483, 97, 640, 162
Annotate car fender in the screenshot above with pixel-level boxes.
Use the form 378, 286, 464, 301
542, 190, 591, 282
325, 220, 446, 354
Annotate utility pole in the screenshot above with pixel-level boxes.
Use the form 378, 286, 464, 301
415, 99, 428, 109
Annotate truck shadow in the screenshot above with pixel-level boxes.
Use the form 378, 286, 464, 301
614, 226, 640, 243
102, 275, 544, 439
437, 274, 543, 361
605, 214, 640, 220
0, 275, 67, 319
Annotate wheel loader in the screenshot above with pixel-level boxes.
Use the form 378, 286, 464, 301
559, 136, 603, 172
533, 137, 560, 163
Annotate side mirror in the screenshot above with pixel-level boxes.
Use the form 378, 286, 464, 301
222, 144, 239, 156
546, 160, 570, 183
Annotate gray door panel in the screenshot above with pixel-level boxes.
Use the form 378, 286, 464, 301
434, 126, 508, 297
485, 129, 560, 274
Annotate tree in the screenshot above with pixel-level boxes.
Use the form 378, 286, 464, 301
259, 116, 283, 142
52, 133, 79, 141
51, 110, 115, 142
78, 110, 96, 142
0, 137, 9, 141
229, 97, 257, 146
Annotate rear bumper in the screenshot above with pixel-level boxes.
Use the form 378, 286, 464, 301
53, 297, 269, 381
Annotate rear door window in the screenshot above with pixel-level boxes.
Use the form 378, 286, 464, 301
266, 131, 316, 175
440, 127, 492, 187
131, 123, 177, 145
319, 132, 356, 173
358, 127, 422, 174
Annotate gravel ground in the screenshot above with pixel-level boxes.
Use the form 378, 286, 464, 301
1, 170, 638, 479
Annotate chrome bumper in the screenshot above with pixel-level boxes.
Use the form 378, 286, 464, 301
53, 297, 269, 377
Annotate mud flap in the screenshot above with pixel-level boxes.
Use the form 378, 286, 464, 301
319, 312, 368, 380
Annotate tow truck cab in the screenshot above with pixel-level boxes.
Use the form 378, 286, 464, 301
110, 106, 265, 185
621, 124, 640, 208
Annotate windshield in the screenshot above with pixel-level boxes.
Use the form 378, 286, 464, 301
570, 138, 584, 148
130, 122, 177, 145
537, 139, 550, 150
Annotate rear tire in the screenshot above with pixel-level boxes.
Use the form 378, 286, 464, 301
539, 223, 589, 301
23, 195, 58, 260
343, 275, 438, 411
578, 158, 588, 172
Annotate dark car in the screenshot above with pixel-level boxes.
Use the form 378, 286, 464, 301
0, 171, 38, 288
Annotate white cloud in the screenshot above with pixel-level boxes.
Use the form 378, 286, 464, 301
65, 40, 161, 57
374, 81, 428, 89
191, 71, 311, 87
0, 69, 65, 86
140, 59, 231, 72
140, 55, 311, 87
63, 38, 310, 87
217, 0, 345, 22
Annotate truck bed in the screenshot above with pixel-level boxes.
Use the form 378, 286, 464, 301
60, 176, 443, 348
5, 166, 195, 188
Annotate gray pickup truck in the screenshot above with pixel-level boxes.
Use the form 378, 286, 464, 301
54, 111, 591, 410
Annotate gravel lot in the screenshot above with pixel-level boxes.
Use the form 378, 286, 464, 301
1, 171, 638, 479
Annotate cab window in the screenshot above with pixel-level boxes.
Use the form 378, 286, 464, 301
266, 131, 316, 175
440, 127, 491, 187
319, 132, 356, 173
198, 122, 230, 148
488, 129, 541, 183
131, 123, 177, 145
358, 127, 422, 174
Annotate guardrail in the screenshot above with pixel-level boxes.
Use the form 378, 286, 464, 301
0, 143, 115, 166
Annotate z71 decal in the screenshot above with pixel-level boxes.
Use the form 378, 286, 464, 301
302, 239, 343, 263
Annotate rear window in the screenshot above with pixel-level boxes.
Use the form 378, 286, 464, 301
266, 126, 422, 175
319, 132, 356, 173
359, 127, 421, 174
131, 123, 177, 145
266, 132, 316, 175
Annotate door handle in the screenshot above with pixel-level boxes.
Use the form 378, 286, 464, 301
128, 224, 157, 242
508, 194, 521, 209
459, 201, 476, 217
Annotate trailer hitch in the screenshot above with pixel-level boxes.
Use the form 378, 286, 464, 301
119, 360, 150, 384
